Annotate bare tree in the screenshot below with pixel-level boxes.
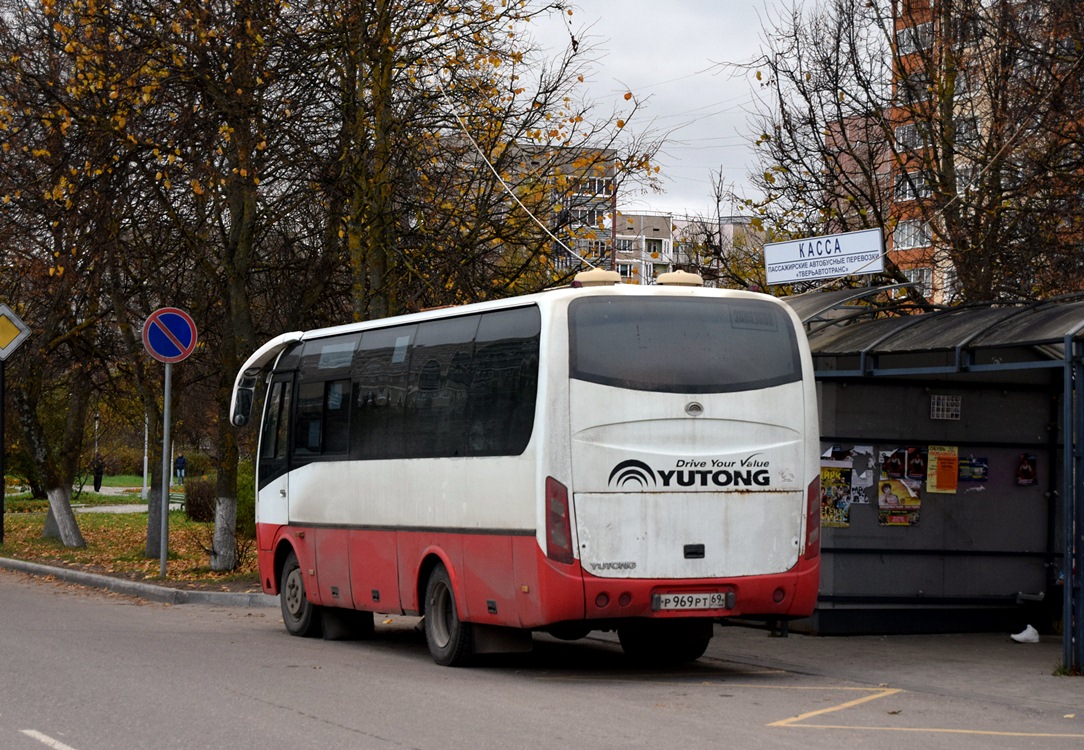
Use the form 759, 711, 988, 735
0, 0, 658, 567
0, 0, 155, 547
743, 0, 1084, 302
298, 0, 661, 318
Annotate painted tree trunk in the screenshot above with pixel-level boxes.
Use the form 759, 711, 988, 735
210, 496, 237, 571
42, 486, 86, 548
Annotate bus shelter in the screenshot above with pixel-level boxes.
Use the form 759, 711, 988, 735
783, 286, 1084, 673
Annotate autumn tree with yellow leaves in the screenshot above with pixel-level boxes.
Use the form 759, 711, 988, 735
0, 0, 656, 565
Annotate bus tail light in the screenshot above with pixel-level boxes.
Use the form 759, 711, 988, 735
804, 476, 821, 560
545, 477, 574, 564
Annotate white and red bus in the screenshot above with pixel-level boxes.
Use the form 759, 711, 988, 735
230, 269, 820, 666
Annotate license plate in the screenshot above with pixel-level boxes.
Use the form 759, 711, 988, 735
652, 592, 728, 611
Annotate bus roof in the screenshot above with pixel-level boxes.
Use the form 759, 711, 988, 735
229, 281, 797, 426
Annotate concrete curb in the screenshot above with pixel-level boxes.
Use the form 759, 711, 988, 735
0, 557, 277, 608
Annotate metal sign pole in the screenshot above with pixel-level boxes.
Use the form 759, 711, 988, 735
159, 362, 172, 578
142, 307, 197, 578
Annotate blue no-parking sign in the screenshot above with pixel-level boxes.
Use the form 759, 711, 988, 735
142, 307, 198, 363
142, 307, 197, 577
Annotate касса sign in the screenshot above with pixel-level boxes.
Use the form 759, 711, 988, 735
764, 227, 884, 285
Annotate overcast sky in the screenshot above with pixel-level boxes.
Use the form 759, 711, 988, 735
531, 1, 782, 218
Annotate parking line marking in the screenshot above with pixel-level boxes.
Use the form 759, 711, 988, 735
536, 668, 1084, 739
19, 730, 79, 750
783, 723, 1084, 739
770, 688, 1084, 739
770, 687, 902, 726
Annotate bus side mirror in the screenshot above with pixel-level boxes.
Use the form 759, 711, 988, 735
231, 389, 253, 426
231, 369, 260, 427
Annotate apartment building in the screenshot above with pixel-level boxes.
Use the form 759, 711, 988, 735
888, 0, 1082, 303
546, 149, 618, 273
612, 212, 674, 284
890, 0, 952, 302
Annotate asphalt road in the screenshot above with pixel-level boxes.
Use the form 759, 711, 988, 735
2, 568, 1083, 750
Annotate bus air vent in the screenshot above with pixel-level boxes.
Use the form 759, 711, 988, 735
572, 268, 622, 287
657, 270, 704, 286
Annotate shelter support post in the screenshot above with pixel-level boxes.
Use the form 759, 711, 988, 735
1063, 337, 1084, 673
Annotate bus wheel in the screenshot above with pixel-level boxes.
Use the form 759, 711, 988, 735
618, 620, 711, 665
424, 564, 474, 667
280, 551, 321, 638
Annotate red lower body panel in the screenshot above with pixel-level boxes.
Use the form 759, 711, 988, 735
256, 523, 819, 628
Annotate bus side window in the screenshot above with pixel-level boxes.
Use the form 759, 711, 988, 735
295, 381, 324, 455
354, 324, 418, 460
294, 379, 351, 458
407, 315, 480, 458
258, 376, 292, 489
260, 380, 287, 461
467, 307, 540, 456
323, 380, 350, 453
292, 334, 359, 464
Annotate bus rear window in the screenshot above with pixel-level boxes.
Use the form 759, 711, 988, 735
568, 296, 802, 393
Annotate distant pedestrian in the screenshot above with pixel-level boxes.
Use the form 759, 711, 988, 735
93, 454, 104, 493
174, 453, 187, 483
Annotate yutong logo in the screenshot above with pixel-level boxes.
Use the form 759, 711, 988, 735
608, 456, 771, 489
589, 561, 637, 571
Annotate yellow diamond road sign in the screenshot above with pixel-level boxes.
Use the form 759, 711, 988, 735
0, 304, 30, 361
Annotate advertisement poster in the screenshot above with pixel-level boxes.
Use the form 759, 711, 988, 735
880, 449, 905, 478
1016, 453, 1038, 486
926, 445, 959, 494
958, 456, 988, 482
850, 445, 876, 491
820, 460, 853, 528
877, 477, 921, 526
906, 447, 927, 479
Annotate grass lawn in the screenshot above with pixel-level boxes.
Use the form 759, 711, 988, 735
1, 485, 260, 592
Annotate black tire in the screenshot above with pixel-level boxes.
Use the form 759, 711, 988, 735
423, 564, 474, 667
618, 620, 711, 666
280, 550, 321, 637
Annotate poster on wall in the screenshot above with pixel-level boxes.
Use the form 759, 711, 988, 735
850, 445, 876, 491
926, 445, 959, 494
958, 456, 989, 482
820, 460, 854, 528
905, 447, 927, 479
1016, 453, 1038, 486
877, 477, 921, 526
880, 449, 905, 478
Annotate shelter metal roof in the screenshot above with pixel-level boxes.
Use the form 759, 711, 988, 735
782, 288, 1084, 362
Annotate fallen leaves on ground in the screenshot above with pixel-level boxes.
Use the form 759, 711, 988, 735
0, 510, 260, 592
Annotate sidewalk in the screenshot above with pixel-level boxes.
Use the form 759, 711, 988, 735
0, 556, 276, 607
75, 501, 184, 513
72, 483, 184, 513
709, 622, 1084, 715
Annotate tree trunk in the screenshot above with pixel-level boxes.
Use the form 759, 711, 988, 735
11, 387, 88, 549
144, 450, 165, 559
209, 385, 239, 567
42, 486, 86, 548
210, 495, 238, 571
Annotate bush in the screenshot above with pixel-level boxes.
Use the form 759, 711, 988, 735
185, 478, 216, 522
105, 445, 146, 476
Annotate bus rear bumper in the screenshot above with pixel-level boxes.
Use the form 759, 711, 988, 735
578, 555, 820, 621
